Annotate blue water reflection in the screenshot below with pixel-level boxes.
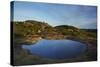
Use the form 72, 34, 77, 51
22, 39, 86, 59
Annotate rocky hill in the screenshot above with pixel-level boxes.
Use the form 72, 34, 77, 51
12, 20, 97, 44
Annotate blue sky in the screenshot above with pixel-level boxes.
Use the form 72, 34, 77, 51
13, 1, 97, 29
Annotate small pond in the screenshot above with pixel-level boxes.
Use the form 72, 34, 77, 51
22, 39, 87, 59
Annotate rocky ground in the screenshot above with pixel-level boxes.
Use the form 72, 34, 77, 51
12, 34, 97, 66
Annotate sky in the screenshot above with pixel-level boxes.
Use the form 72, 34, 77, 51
12, 1, 97, 29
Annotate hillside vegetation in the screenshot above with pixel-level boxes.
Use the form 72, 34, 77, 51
12, 20, 97, 65
13, 20, 97, 44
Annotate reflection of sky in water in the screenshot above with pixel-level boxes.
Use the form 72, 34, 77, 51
22, 39, 86, 59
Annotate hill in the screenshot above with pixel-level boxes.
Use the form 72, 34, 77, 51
13, 20, 52, 36
12, 20, 97, 44
55, 25, 80, 35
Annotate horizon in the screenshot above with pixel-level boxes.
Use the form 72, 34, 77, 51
12, 1, 97, 29
12, 20, 97, 29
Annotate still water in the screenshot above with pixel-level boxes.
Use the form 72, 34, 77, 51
22, 39, 86, 59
